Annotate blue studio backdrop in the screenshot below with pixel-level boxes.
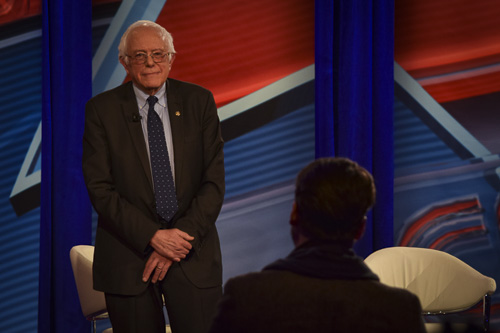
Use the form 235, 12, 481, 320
39, 1, 92, 332
316, 0, 395, 257
37, 0, 395, 331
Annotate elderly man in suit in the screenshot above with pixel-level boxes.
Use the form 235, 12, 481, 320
209, 157, 425, 333
82, 20, 225, 333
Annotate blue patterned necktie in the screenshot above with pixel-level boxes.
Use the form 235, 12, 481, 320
147, 96, 178, 222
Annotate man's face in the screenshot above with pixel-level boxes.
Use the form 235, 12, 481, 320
120, 27, 174, 95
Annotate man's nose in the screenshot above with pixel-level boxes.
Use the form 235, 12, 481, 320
145, 54, 155, 66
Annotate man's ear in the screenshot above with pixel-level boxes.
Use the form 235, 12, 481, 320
119, 57, 130, 75
169, 53, 176, 69
290, 201, 299, 226
290, 201, 308, 246
353, 216, 367, 240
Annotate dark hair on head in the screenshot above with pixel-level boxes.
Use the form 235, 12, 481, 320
294, 157, 376, 240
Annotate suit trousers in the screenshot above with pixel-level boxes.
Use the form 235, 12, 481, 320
105, 262, 222, 333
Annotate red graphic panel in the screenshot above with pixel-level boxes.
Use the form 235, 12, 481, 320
0, 0, 41, 25
157, 0, 314, 107
0, 0, 118, 25
395, 0, 500, 103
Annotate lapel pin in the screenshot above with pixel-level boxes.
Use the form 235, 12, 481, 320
175, 111, 181, 116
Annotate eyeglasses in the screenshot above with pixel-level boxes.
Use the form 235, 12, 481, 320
126, 51, 172, 65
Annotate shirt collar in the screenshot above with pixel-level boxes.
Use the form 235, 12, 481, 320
133, 83, 167, 112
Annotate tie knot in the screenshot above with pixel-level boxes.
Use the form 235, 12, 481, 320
147, 96, 158, 110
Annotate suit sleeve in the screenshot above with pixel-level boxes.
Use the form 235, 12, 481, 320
82, 97, 158, 254
173, 90, 225, 253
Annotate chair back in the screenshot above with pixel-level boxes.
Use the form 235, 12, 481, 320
365, 247, 496, 331
365, 247, 496, 313
70, 245, 107, 319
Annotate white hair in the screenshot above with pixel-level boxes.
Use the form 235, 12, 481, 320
118, 20, 176, 63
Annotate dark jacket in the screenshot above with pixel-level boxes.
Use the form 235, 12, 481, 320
82, 78, 225, 295
209, 240, 426, 333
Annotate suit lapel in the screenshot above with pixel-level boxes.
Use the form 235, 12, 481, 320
121, 83, 154, 190
166, 79, 184, 188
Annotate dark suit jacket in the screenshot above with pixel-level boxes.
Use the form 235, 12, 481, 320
210, 271, 426, 333
209, 242, 426, 333
82, 78, 225, 295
